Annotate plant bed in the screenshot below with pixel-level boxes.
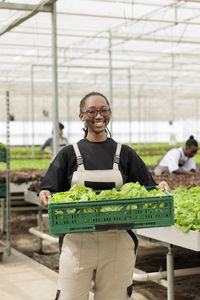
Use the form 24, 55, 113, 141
153, 172, 200, 190
0, 169, 46, 184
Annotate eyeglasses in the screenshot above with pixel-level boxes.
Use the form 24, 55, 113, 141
81, 109, 111, 118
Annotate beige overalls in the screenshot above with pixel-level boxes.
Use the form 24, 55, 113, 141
59, 143, 136, 300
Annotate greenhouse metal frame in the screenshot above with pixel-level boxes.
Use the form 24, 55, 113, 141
1, 1, 200, 140
1, 2, 200, 300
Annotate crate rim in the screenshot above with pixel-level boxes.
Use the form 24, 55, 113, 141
48, 185, 173, 208
48, 194, 173, 207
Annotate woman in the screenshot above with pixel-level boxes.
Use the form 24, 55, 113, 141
154, 135, 198, 176
39, 92, 169, 300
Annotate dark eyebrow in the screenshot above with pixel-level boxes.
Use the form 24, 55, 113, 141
87, 106, 108, 109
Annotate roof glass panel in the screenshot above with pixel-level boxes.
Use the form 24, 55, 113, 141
0, 0, 200, 124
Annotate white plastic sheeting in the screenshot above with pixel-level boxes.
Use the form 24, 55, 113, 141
1, 1, 200, 139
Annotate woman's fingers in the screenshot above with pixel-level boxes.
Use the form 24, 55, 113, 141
39, 190, 51, 208
158, 181, 170, 192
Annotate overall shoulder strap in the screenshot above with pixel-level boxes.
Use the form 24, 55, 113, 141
113, 143, 122, 170
72, 143, 85, 171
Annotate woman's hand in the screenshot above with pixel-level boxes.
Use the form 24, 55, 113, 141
39, 190, 51, 208
158, 181, 170, 192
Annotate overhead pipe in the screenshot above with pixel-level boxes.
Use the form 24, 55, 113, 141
29, 227, 58, 244
133, 267, 200, 282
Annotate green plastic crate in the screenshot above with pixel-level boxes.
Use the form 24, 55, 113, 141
0, 183, 6, 198
48, 187, 174, 234
0, 147, 6, 162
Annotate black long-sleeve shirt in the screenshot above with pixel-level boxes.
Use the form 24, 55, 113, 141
39, 138, 155, 193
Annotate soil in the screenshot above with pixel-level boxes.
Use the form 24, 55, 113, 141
0, 169, 46, 184
1, 166, 200, 190
1, 211, 200, 300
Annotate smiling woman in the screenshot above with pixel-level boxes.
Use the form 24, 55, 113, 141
38, 91, 170, 300
79, 92, 112, 141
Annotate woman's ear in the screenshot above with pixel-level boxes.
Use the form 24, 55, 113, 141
79, 113, 85, 122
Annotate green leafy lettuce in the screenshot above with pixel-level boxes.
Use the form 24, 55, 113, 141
51, 182, 165, 213
171, 186, 200, 233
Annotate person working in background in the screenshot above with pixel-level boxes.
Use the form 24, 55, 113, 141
39, 92, 170, 300
40, 122, 69, 154
154, 135, 198, 176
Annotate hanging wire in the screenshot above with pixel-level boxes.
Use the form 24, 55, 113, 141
171, 3, 190, 83
131, 0, 134, 19
123, 0, 127, 26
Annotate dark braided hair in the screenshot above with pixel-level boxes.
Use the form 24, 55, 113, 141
80, 92, 111, 138
185, 135, 198, 148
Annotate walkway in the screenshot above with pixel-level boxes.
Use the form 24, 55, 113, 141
0, 248, 95, 300
0, 248, 149, 300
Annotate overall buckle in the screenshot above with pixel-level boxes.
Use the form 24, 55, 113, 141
77, 156, 83, 165
114, 155, 120, 164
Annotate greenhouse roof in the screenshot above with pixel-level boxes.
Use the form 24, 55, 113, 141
1, 0, 200, 104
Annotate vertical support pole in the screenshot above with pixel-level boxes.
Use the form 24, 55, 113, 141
31, 65, 35, 156
174, 4, 178, 25
170, 54, 174, 123
6, 91, 11, 256
169, 53, 176, 145
108, 31, 113, 135
195, 98, 199, 138
0, 198, 5, 233
167, 245, 175, 300
37, 207, 43, 253
137, 92, 141, 152
66, 84, 70, 140
128, 68, 132, 146
51, 2, 59, 158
